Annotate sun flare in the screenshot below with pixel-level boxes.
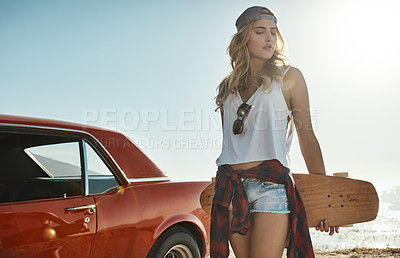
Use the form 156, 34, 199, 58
332, 1, 400, 68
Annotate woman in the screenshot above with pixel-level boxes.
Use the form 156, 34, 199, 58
211, 6, 339, 258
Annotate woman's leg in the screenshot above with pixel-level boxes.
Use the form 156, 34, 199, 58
229, 231, 251, 258
249, 212, 290, 258
229, 211, 251, 258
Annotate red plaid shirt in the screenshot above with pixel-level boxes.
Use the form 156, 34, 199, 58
210, 159, 315, 258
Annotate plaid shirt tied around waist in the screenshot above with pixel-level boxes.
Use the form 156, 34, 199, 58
210, 159, 315, 258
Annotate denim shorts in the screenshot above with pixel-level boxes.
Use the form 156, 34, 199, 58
230, 178, 290, 214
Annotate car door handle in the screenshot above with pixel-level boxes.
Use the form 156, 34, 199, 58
65, 204, 96, 214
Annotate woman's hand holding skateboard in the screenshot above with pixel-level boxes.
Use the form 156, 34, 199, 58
316, 219, 340, 236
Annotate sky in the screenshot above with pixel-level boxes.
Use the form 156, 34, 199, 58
1, 0, 400, 186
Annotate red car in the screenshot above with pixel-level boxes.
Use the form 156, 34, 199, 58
0, 115, 210, 257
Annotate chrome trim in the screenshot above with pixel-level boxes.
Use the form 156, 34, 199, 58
0, 122, 130, 185
87, 175, 116, 180
65, 204, 96, 212
128, 177, 170, 183
79, 139, 89, 196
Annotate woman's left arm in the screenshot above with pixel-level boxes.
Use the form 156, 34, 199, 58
285, 67, 325, 175
285, 67, 339, 235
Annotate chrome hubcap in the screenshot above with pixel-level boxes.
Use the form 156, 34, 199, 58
164, 244, 193, 258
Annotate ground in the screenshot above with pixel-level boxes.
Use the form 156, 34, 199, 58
225, 248, 400, 257
313, 248, 400, 257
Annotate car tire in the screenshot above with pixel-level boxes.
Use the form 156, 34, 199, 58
147, 225, 201, 258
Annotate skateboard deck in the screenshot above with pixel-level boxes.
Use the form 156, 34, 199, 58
200, 173, 379, 227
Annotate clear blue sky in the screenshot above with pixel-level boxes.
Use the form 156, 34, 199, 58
1, 0, 399, 185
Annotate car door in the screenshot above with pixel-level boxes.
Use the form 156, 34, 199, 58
0, 196, 96, 257
0, 130, 97, 258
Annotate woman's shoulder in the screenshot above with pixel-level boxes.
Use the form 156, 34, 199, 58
284, 65, 304, 80
282, 66, 307, 92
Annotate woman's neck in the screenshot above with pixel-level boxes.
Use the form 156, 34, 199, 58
249, 58, 265, 76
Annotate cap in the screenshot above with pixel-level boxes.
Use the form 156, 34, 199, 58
235, 6, 277, 32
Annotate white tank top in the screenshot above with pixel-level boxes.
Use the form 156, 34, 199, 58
216, 68, 294, 167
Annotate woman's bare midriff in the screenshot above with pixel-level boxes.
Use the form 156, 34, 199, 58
229, 160, 265, 171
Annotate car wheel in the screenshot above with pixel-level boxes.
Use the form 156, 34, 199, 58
147, 225, 201, 258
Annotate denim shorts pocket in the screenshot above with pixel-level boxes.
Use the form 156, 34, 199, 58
259, 181, 285, 191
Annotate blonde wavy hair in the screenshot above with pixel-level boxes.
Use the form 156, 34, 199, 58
215, 9, 290, 111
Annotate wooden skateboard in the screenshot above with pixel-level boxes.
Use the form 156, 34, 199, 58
200, 173, 379, 227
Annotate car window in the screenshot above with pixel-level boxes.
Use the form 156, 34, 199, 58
85, 142, 118, 194
0, 130, 120, 204
20, 141, 84, 201
26, 142, 81, 178
0, 136, 84, 204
